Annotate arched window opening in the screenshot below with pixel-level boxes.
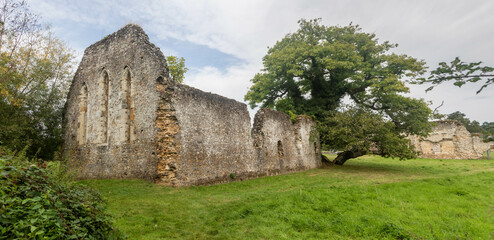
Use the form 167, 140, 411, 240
77, 83, 88, 145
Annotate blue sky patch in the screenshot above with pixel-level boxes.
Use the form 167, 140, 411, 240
152, 36, 244, 70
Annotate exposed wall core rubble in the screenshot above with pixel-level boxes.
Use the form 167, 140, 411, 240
63, 24, 322, 186
409, 121, 493, 159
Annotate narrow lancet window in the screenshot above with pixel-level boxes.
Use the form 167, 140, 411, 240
77, 83, 88, 145
121, 67, 135, 143
95, 70, 110, 144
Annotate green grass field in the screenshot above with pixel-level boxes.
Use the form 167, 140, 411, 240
83, 156, 494, 239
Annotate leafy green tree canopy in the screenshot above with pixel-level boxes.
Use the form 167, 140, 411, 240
245, 19, 429, 122
245, 19, 432, 164
319, 107, 417, 165
446, 111, 471, 129
0, 0, 74, 159
166, 55, 188, 83
446, 111, 493, 137
414, 57, 494, 94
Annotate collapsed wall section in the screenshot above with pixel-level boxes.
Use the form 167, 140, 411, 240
472, 136, 493, 156
155, 81, 182, 185
410, 121, 493, 159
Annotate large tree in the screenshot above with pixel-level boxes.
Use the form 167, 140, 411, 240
0, 0, 74, 159
245, 19, 431, 164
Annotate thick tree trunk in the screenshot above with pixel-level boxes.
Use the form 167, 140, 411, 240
333, 149, 367, 165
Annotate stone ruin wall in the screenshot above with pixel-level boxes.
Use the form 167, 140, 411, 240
154, 85, 322, 186
253, 109, 299, 175
156, 83, 258, 186
252, 109, 321, 176
409, 121, 493, 159
293, 116, 322, 169
64, 24, 322, 186
63, 25, 167, 180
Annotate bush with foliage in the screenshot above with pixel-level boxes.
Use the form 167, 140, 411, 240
0, 147, 122, 239
165, 55, 188, 83
0, 0, 75, 160
319, 107, 418, 165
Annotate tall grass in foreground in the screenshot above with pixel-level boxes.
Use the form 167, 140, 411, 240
83, 156, 494, 239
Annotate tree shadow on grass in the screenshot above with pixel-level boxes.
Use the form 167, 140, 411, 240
316, 157, 453, 181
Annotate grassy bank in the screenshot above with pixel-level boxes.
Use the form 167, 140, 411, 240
83, 156, 494, 239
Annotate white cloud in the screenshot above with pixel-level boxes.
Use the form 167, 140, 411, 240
185, 63, 260, 103
31, 0, 494, 122
183, 62, 262, 120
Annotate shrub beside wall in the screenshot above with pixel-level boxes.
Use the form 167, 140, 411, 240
0, 147, 122, 239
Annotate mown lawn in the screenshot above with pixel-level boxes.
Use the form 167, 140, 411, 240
82, 156, 494, 239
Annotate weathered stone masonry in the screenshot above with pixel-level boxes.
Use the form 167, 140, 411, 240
409, 121, 493, 159
63, 24, 322, 186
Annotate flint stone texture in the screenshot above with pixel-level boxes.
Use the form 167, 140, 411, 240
252, 109, 322, 175
63, 24, 322, 186
409, 120, 493, 159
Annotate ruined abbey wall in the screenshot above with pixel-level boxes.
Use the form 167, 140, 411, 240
64, 24, 322, 186
409, 121, 493, 159
294, 116, 322, 169
64, 25, 167, 180
252, 109, 321, 175
156, 83, 259, 185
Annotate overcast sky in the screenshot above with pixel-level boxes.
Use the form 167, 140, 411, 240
31, 0, 494, 122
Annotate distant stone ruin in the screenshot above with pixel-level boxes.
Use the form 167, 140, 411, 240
63, 24, 322, 186
409, 120, 493, 159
